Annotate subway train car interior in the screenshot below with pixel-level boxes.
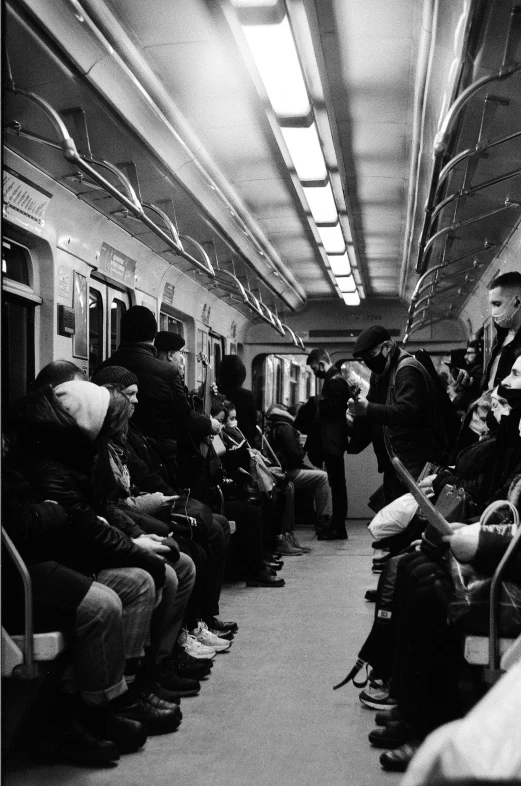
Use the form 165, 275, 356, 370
2, 0, 521, 783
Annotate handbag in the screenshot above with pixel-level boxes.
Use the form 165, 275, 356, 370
445, 500, 521, 636
434, 484, 476, 523
212, 434, 227, 457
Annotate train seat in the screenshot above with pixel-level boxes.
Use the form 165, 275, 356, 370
2, 628, 68, 678
463, 635, 517, 668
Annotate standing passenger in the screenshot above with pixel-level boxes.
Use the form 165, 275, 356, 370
481, 271, 521, 390
349, 326, 439, 504
218, 355, 259, 448
306, 348, 350, 540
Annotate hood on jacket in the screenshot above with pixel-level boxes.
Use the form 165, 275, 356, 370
218, 355, 247, 391
55, 381, 110, 441
267, 404, 295, 423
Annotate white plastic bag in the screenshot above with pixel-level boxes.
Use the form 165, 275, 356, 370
368, 492, 418, 539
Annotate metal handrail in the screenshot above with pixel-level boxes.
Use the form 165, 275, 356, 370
5, 86, 215, 277
1, 528, 38, 679
416, 62, 521, 273
435, 129, 521, 196
485, 521, 521, 684
257, 301, 286, 336
403, 313, 458, 344
178, 234, 215, 276
281, 323, 305, 350
430, 167, 521, 224
409, 242, 493, 306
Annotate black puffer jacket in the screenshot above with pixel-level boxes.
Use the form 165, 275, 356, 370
24, 428, 166, 588
97, 342, 212, 442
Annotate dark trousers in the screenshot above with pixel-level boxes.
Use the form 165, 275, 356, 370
324, 454, 348, 530
391, 555, 462, 732
224, 500, 264, 577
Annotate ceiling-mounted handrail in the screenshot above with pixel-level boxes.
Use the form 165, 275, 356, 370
430, 167, 521, 225
423, 199, 521, 259
435, 129, 521, 196
412, 260, 485, 308
142, 202, 181, 248
213, 269, 250, 304
271, 311, 285, 335
416, 62, 521, 274
5, 85, 215, 277
412, 280, 474, 311
281, 323, 306, 350
403, 313, 458, 344
409, 240, 494, 308
256, 300, 285, 336
178, 234, 215, 276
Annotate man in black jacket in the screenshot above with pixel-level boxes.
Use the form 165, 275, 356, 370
307, 348, 351, 539
97, 306, 219, 446
349, 326, 437, 504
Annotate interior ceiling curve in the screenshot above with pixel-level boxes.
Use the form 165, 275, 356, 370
5, 0, 520, 322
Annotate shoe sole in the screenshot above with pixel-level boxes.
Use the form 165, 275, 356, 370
359, 696, 398, 710
245, 580, 285, 587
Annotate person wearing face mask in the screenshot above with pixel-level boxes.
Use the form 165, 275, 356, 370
349, 326, 440, 505
306, 348, 353, 539
482, 271, 521, 391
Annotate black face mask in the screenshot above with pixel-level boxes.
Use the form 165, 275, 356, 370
485, 411, 500, 432
364, 351, 388, 375
314, 368, 327, 379
497, 385, 521, 408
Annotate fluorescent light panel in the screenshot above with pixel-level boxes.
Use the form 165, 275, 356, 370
280, 123, 327, 181
343, 291, 361, 306
243, 16, 311, 117
336, 275, 356, 293
317, 222, 345, 254
303, 182, 337, 224
328, 252, 351, 277
232, 0, 279, 6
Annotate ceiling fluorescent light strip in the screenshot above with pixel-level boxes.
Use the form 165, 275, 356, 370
328, 252, 351, 277
236, 1, 361, 304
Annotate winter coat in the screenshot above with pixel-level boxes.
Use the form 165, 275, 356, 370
267, 417, 305, 471
97, 342, 212, 442
318, 365, 351, 457
218, 355, 259, 446
482, 324, 521, 390
349, 345, 436, 478
24, 428, 166, 589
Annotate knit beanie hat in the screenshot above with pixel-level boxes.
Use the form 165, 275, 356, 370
54, 381, 110, 441
121, 306, 157, 343
154, 331, 186, 352
91, 365, 138, 390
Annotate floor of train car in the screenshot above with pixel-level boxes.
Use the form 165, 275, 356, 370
5, 521, 400, 786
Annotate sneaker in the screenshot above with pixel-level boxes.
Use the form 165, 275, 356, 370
317, 527, 348, 540
170, 646, 213, 677
190, 622, 232, 652
287, 531, 311, 553
359, 679, 398, 710
154, 662, 200, 697
276, 533, 304, 555
178, 630, 217, 659
245, 568, 285, 587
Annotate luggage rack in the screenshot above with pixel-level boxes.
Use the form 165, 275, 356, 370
404, 3, 521, 343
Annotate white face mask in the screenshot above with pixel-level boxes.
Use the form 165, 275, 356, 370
494, 295, 521, 330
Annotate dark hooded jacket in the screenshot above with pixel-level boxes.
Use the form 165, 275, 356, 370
482, 324, 521, 390
267, 409, 306, 471
218, 355, 258, 446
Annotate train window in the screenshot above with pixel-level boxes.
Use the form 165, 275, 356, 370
159, 312, 184, 336
89, 288, 104, 376
1, 240, 38, 405
306, 372, 313, 399
275, 360, 283, 403
110, 298, 126, 356
2, 239, 29, 285
2, 297, 35, 406
289, 363, 300, 407
197, 328, 208, 383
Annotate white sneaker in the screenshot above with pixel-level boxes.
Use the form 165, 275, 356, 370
178, 629, 216, 659
191, 622, 232, 652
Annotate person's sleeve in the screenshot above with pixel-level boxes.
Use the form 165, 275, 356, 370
366, 366, 430, 426
235, 390, 258, 446
471, 530, 521, 578
168, 373, 213, 439
127, 445, 176, 496
35, 468, 166, 587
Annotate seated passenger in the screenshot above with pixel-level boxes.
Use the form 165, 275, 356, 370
8, 381, 198, 714
91, 366, 239, 645
266, 402, 332, 539
33, 358, 87, 388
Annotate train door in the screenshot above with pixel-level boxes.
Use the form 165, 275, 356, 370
88, 278, 130, 376
1, 238, 40, 405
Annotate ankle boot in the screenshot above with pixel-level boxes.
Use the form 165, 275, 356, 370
275, 533, 304, 555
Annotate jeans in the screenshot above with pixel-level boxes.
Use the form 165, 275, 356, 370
287, 468, 332, 523
77, 567, 156, 706
151, 554, 196, 663
209, 514, 231, 617
324, 454, 348, 529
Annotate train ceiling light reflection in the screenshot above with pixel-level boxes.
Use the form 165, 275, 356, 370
231, 0, 361, 305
